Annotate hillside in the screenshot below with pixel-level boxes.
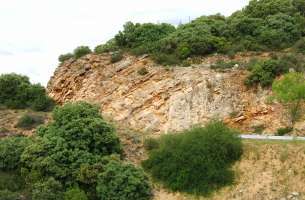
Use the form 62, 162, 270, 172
48, 52, 292, 134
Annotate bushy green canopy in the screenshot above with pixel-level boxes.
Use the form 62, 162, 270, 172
0, 73, 54, 111
143, 121, 243, 196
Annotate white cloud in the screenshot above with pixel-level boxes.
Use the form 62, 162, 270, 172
0, 0, 249, 86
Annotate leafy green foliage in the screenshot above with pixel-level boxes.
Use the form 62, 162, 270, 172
115, 22, 175, 53
294, 37, 305, 53
94, 39, 118, 54
143, 138, 159, 151
142, 121, 243, 196
245, 58, 289, 87
293, 0, 305, 16
64, 187, 88, 200
16, 114, 44, 130
21, 102, 122, 185
0, 136, 31, 171
0, 73, 54, 111
0, 171, 26, 192
137, 67, 149, 76
87, 0, 305, 65
0, 190, 20, 200
110, 51, 123, 63
96, 160, 152, 200
276, 127, 293, 136
272, 72, 305, 124
32, 178, 64, 200
58, 53, 74, 63
73, 46, 92, 59
19, 102, 135, 200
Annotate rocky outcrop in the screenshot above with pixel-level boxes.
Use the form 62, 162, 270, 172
47, 53, 289, 134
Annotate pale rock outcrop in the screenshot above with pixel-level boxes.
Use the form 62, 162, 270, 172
48, 53, 289, 134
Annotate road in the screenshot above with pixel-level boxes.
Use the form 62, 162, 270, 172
240, 134, 305, 141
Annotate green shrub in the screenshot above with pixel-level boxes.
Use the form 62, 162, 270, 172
32, 178, 64, 200
276, 127, 293, 136
142, 121, 242, 196
16, 114, 44, 130
211, 60, 241, 70
94, 39, 118, 54
0, 73, 30, 109
115, 22, 175, 50
152, 53, 181, 65
0, 73, 54, 111
253, 125, 265, 134
111, 51, 123, 63
0, 136, 31, 171
52, 102, 100, 126
31, 95, 55, 112
0, 190, 20, 200
58, 53, 74, 63
143, 138, 159, 151
294, 37, 305, 53
73, 46, 92, 59
21, 102, 122, 196
96, 160, 152, 200
0, 171, 25, 192
64, 187, 88, 200
245, 58, 289, 87
137, 67, 149, 76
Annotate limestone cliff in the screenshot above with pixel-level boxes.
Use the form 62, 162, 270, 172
47, 53, 289, 134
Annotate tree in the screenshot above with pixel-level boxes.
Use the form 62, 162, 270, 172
64, 187, 88, 200
0, 136, 31, 171
0, 73, 54, 111
142, 121, 242, 196
73, 46, 92, 59
293, 0, 305, 16
21, 102, 123, 198
96, 160, 152, 200
31, 178, 64, 200
272, 72, 305, 124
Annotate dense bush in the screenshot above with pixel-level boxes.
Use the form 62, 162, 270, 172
31, 178, 64, 200
64, 187, 88, 200
73, 46, 92, 59
143, 121, 243, 196
96, 159, 152, 200
16, 113, 44, 130
0, 73, 54, 111
84, 0, 305, 65
245, 58, 289, 87
115, 22, 175, 52
276, 127, 293, 136
0, 171, 25, 192
58, 53, 74, 63
110, 51, 123, 63
0, 136, 31, 171
94, 39, 118, 54
294, 37, 305, 53
143, 138, 159, 151
21, 102, 122, 184
0, 190, 20, 200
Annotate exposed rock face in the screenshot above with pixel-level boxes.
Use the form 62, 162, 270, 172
48, 53, 289, 134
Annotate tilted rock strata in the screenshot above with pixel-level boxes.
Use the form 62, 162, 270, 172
48, 54, 289, 134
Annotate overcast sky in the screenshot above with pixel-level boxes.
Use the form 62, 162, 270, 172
0, 0, 249, 86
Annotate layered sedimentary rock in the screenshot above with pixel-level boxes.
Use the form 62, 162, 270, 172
48, 53, 288, 134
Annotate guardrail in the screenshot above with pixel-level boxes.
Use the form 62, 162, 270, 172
240, 134, 305, 141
